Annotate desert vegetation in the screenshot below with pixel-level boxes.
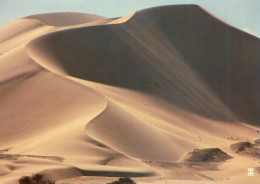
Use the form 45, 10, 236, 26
108, 177, 136, 184
230, 141, 260, 159
19, 174, 55, 184
184, 148, 232, 162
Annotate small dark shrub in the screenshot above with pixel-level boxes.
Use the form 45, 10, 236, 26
108, 177, 136, 184
31, 174, 43, 184
19, 176, 31, 184
185, 148, 232, 162
18, 174, 55, 184
230, 142, 254, 152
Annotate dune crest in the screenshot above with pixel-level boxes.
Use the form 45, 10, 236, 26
24, 12, 106, 26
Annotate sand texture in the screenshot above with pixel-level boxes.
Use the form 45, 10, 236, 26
0, 5, 259, 184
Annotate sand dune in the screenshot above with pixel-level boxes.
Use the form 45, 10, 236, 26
27, 5, 260, 124
0, 5, 259, 184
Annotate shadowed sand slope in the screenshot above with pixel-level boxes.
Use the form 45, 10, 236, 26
0, 4, 260, 184
28, 5, 260, 124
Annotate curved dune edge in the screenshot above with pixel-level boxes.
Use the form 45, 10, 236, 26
0, 4, 260, 184
108, 12, 136, 24
24, 12, 107, 26
0, 11, 158, 184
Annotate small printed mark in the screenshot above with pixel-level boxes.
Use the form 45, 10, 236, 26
248, 168, 254, 176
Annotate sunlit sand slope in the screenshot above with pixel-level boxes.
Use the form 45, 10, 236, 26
25, 12, 106, 26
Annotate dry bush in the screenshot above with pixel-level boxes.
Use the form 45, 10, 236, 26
108, 177, 136, 184
18, 174, 55, 184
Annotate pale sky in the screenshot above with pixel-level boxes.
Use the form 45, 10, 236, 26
0, 0, 259, 38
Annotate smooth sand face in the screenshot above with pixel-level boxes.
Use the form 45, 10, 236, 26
0, 5, 259, 184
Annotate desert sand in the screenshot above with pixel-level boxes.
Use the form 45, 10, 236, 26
0, 5, 259, 184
